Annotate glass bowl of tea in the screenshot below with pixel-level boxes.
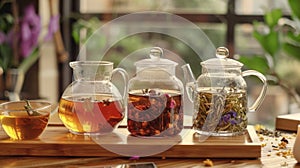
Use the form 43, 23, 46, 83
0, 100, 51, 140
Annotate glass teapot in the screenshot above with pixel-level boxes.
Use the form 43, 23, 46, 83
58, 61, 128, 135
182, 47, 267, 136
127, 47, 184, 137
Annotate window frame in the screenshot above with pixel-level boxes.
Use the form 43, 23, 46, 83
59, 0, 266, 95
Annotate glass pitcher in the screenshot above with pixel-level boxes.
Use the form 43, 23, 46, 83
182, 47, 267, 136
58, 61, 128, 135
127, 47, 184, 137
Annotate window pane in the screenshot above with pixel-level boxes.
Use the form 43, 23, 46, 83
234, 24, 263, 55
235, 0, 291, 15
80, 0, 228, 14
106, 23, 226, 77
166, 0, 228, 14
198, 23, 226, 48
77, 22, 225, 77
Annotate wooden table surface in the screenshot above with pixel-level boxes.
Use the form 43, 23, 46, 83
0, 151, 298, 168
0, 156, 268, 168
0, 114, 299, 167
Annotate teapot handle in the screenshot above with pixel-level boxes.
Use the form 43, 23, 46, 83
242, 70, 268, 112
112, 68, 129, 100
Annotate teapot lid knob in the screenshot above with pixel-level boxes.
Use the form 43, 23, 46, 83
216, 47, 229, 59
150, 47, 163, 61
201, 46, 243, 67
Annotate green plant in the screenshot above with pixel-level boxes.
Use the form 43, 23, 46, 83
72, 17, 148, 63
238, 0, 300, 105
72, 17, 102, 45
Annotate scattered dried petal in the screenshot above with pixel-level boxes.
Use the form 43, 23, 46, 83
203, 159, 213, 167
280, 137, 288, 144
129, 156, 140, 160
259, 136, 264, 141
281, 161, 288, 167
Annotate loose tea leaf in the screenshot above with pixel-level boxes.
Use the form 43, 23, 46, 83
142, 88, 162, 96
24, 100, 41, 116
200, 88, 226, 133
102, 99, 111, 106
142, 88, 149, 94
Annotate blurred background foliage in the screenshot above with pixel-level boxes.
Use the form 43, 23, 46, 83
72, 17, 225, 78
238, 0, 300, 105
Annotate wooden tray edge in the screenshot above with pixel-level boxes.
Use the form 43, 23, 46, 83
0, 126, 261, 158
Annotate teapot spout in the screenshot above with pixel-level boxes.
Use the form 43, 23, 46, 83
182, 64, 196, 102
181, 64, 196, 83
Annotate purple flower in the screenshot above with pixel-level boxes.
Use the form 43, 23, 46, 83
44, 15, 59, 41
222, 113, 231, 123
164, 94, 171, 98
170, 99, 176, 108
164, 94, 176, 108
19, 4, 41, 57
220, 111, 239, 125
0, 31, 5, 44
230, 120, 238, 125
228, 110, 237, 118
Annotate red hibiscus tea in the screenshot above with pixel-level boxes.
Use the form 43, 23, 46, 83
127, 89, 183, 137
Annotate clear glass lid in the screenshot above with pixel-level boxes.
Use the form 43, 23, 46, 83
135, 47, 177, 75
201, 47, 243, 68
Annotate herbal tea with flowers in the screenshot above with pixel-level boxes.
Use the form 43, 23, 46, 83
192, 88, 248, 133
0, 2, 58, 100
127, 88, 183, 137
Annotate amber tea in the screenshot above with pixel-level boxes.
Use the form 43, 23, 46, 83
58, 94, 125, 134
193, 88, 248, 136
0, 111, 49, 140
127, 89, 183, 137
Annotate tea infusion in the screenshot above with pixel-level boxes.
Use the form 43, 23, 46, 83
58, 94, 125, 134
193, 87, 248, 134
127, 89, 183, 137
1, 111, 49, 140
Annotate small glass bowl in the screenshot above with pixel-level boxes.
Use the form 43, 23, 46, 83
0, 101, 51, 140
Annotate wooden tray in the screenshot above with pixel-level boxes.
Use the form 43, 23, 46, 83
0, 125, 261, 158
276, 113, 300, 132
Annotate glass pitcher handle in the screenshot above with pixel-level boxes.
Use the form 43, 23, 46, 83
242, 70, 268, 112
112, 68, 129, 100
